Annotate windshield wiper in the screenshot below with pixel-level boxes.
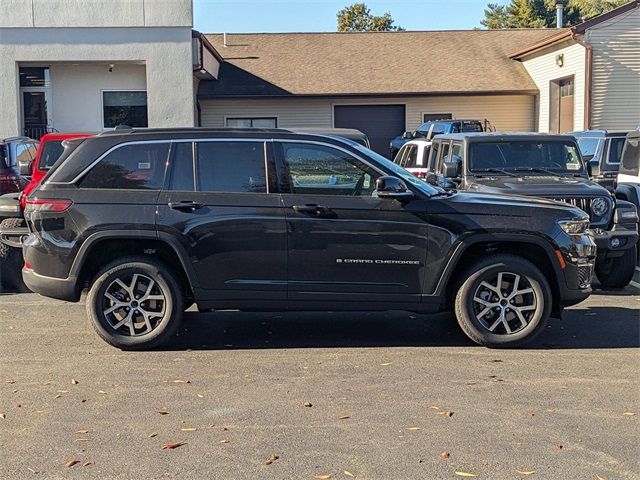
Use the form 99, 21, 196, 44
473, 168, 516, 177
510, 167, 561, 176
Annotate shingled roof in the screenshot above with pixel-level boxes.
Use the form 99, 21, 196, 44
199, 29, 565, 98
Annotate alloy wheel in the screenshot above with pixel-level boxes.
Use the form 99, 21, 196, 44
102, 273, 166, 336
472, 271, 538, 335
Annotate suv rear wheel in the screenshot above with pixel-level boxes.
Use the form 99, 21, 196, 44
86, 257, 183, 350
454, 254, 551, 347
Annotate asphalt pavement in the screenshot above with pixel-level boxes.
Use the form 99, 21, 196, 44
0, 286, 638, 479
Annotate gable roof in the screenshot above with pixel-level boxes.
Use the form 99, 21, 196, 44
198, 29, 562, 98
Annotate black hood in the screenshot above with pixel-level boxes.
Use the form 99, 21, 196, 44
467, 174, 609, 198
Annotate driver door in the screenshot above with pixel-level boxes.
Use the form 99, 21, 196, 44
274, 140, 429, 303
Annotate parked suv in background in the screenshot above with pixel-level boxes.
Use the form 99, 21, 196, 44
571, 130, 628, 191
392, 139, 432, 180
0, 137, 39, 196
22, 128, 595, 350
0, 133, 92, 291
389, 119, 489, 159
427, 132, 639, 288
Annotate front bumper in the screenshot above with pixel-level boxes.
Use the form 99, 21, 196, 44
555, 231, 597, 308
591, 223, 639, 258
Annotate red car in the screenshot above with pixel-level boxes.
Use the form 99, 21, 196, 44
0, 132, 93, 291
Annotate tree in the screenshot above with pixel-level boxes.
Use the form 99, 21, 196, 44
337, 3, 404, 32
481, 0, 629, 28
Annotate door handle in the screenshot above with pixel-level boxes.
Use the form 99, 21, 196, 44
168, 200, 203, 211
293, 204, 331, 215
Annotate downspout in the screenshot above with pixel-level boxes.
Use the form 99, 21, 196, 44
571, 30, 593, 130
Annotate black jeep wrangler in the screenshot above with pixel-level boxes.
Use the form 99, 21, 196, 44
22, 128, 595, 350
427, 133, 638, 288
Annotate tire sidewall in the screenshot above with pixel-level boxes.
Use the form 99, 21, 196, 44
87, 259, 182, 349
457, 257, 551, 346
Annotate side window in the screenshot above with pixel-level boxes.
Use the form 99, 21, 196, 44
394, 145, 407, 165
451, 143, 463, 161
281, 143, 380, 196
405, 145, 419, 168
196, 141, 266, 193
28, 143, 39, 161
80, 142, 169, 189
168, 142, 195, 191
428, 141, 440, 171
438, 141, 451, 170
15, 143, 32, 167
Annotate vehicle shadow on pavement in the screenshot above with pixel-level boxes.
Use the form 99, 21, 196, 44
168, 305, 639, 351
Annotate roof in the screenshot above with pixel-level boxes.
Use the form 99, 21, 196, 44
199, 29, 561, 98
510, 1, 639, 58
434, 132, 579, 142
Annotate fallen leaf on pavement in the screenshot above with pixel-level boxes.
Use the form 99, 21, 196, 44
173, 379, 190, 384
315, 475, 332, 479
304, 402, 313, 407
64, 459, 80, 468
181, 428, 197, 432
71, 379, 79, 385
516, 470, 535, 475
162, 442, 186, 450
148, 433, 157, 438
263, 453, 279, 465
338, 415, 350, 420
465, 381, 478, 385
75, 430, 90, 434
74, 438, 89, 442
406, 427, 421, 431
428, 406, 440, 410
196, 394, 204, 398
623, 411, 635, 416
219, 439, 230, 443
555, 443, 563, 449
596, 475, 606, 480
455, 472, 477, 477
0, 413, 5, 419
344, 471, 355, 477
82, 461, 93, 467
380, 362, 392, 366
441, 451, 450, 459
57, 390, 69, 393
438, 410, 454, 417
158, 409, 169, 415
98, 390, 107, 394
5, 379, 15, 384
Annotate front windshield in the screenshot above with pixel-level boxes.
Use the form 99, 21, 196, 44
469, 140, 585, 174
415, 121, 449, 137
350, 143, 441, 196
576, 137, 601, 157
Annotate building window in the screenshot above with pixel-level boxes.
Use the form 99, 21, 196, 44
103, 91, 148, 129
423, 113, 452, 123
226, 117, 277, 128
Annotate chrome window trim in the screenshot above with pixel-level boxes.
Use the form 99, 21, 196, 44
49, 138, 268, 186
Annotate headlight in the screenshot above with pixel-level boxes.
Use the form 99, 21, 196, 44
558, 218, 590, 235
590, 197, 609, 217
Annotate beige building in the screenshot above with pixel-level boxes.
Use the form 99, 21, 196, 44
511, 0, 640, 133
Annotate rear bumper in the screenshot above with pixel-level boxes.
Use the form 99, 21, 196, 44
22, 267, 81, 302
0, 225, 28, 248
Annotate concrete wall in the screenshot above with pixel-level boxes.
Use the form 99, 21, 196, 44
0, 0, 194, 138
520, 40, 586, 132
49, 63, 147, 132
587, 5, 640, 131
200, 95, 536, 132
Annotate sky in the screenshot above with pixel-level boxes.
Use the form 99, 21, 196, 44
193, 0, 508, 33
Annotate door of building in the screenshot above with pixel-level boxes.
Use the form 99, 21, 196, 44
559, 78, 574, 132
19, 67, 53, 139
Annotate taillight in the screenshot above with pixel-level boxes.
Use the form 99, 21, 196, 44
25, 198, 72, 212
414, 171, 427, 179
24, 261, 32, 271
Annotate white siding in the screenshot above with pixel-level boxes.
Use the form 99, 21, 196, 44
520, 40, 586, 132
200, 95, 535, 132
587, 6, 640, 131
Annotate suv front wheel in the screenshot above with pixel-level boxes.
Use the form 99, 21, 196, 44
454, 255, 551, 347
86, 257, 184, 350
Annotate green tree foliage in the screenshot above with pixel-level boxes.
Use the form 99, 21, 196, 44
481, 0, 629, 28
337, 3, 404, 32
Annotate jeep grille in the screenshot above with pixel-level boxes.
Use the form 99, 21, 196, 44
550, 197, 612, 227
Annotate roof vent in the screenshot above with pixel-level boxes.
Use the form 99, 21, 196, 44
556, 2, 564, 28
223, 32, 228, 47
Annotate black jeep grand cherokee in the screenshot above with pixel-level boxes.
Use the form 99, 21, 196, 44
22, 129, 595, 350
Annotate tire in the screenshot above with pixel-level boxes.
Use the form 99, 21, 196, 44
0, 218, 29, 293
454, 254, 552, 347
86, 256, 184, 350
595, 247, 637, 289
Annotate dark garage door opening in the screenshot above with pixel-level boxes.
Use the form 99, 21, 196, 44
334, 104, 406, 157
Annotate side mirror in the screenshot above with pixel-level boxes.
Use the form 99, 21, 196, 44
587, 159, 600, 177
436, 173, 456, 190
376, 176, 414, 201
443, 160, 461, 179
18, 159, 33, 176
425, 171, 439, 186
402, 131, 413, 140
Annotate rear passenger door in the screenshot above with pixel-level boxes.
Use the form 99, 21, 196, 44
156, 139, 287, 301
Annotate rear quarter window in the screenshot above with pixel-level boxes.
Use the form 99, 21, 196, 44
79, 142, 169, 189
